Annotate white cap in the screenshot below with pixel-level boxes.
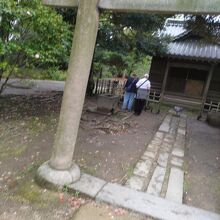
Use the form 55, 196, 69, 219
144, 73, 149, 79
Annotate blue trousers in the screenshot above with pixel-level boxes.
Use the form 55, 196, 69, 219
122, 92, 136, 111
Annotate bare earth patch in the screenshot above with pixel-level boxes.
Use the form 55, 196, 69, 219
0, 91, 219, 219
184, 118, 220, 214
0, 92, 163, 219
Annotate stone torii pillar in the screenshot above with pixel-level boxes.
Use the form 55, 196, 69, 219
37, 0, 220, 187
36, 0, 100, 186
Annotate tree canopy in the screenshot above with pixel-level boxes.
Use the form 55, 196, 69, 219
94, 12, 170, 77
185, 15, 220, 43
0, 1, 171, 93
0, 0, 72, 90
55, 9, 170, 77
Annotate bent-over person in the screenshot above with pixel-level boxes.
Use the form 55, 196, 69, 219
134, 73, 151, 115
122, 74, 138, 112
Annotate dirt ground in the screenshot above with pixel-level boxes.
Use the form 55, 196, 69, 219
0, 90, 219, 219
0, 91, 163, 219
184, 118, 220, 214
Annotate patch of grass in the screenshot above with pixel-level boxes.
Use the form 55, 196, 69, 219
74, 190, 80, 197
183, 178, 190, 193
27, 116, 48, 134
62, 184, 69, 193
81, 166, 97, 176
185, 109, 200, 118
161, 104, 171, 112
16, 181, 57, 208
125, 164, 135, 179
15, 67, 67, 81
214, 178, 220, 196
0, 144, 27, 160
183, 162, 190, 193
19, 79, 36, 88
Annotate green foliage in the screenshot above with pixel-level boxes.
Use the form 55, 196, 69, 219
185, 15, 220, 43
0, 0, 72, 85
42, 67, 67, 81
15, 68, 67, 81
93, 12, 170, 78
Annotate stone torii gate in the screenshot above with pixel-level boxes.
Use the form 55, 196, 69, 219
36, 0, 220, 187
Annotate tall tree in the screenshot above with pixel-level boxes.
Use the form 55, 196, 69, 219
0, 0, 72, 93
94, 12, 170, 77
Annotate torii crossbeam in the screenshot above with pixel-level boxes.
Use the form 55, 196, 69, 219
44, 0, 220, 14
36, 0, 220, 187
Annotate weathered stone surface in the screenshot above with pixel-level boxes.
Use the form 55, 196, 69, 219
147, 144, 159, 153
172, 148, 184, 157
133, 160, 152, 178
45, 0, 220, 15
155, 131, 164, 139
36, 161, 80, 187
162, 142, 173, 150
171, 157, 184, 167
160, 146, 170, 153
142, 150, 157, 160
174, 134, 185, 149
168, 109, 178, 116
176, 133, 185, 140
178, 128, 186, 136
125, 175, 146, 191
164, 133, 175, 141
48, 0, 100, 170
68, 173, 106, 198
157, 152, 169, 168
170, 115, 179, 125
96, 183, 220, 220
173, 141, 185, 150
97, 94, 120, 112
151, 140, 162, 145
160, 142, 172, 153
180, 113, 187, 119
169, 127, 176, 134
159, 122, 170, 133
163, 138, 174, 145
147, 166, 166, 196
151, 137, 162, 145
166, 167, 184, 203
158, 115, 171, 133
179, 118, 187, 128
43, 0, 78, 7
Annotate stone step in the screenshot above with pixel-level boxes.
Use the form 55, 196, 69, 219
165, 167, 184, 203
146, 166, 166, 196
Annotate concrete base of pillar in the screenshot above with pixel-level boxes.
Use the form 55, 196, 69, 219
36, 161, 80, 189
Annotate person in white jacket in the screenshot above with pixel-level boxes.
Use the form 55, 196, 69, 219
134, 73, 151, 115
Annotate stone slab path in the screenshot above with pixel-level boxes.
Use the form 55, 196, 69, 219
125, 111, 186, 204
67, 111, 220, 220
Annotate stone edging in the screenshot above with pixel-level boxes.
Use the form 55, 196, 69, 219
67, 173, 220, 220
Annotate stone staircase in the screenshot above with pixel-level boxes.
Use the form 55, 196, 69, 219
125, 112, 187, 204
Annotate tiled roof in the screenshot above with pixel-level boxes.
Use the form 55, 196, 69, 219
161, 19, 220, 61
161, 19, 186, 38
167, 40, 220, 61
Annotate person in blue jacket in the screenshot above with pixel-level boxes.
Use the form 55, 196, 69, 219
122, 74, 138, 112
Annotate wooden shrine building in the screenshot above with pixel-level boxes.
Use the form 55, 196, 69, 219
149, 19, 220, 112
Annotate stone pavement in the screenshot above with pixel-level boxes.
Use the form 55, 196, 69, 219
125, 111, 186, 204
67, 111, 220, 220
1, 78, 65, 96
